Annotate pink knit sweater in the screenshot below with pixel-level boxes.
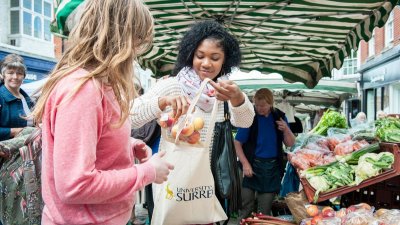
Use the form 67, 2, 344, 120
41, 69, 156, 224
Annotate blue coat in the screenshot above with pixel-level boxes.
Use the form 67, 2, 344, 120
0, 85, 33, 141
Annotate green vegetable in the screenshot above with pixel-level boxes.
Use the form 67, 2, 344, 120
375, 117, 400, 142
306, 162, 355, 202
345, 143, 380, 165
354, 152, 395, 185
308, 175, 330, 202
310, 109, 347, 136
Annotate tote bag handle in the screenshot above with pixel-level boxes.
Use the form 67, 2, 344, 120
174, 78, 218, 146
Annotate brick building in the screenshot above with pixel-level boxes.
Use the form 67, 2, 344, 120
358, 6, 400, 120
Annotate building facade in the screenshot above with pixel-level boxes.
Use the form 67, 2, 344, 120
0, 0, 58, 82
359, 6, 400, 121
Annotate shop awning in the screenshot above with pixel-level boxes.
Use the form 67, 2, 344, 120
139, 0, 398, 88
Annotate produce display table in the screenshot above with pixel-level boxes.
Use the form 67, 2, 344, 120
299, 142, 400, 203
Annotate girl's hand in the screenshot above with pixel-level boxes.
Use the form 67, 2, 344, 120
148, 151, 174, 184
158, 95, 191, 119
209, 80, 245, 107
133, 140, 152, 163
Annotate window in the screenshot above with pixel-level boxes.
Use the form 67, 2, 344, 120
341, 51, 358, 75
34, 16, 42, 38
11, 0, 19, 7
10, 11, 20, 34
376, 87, 382, 112
383, 86, 389, 112
368, 29, 375, 57
385, 12, 394, 47
23, 11, 32, 35
10, 0, 53, 42
44, 1, 51, 17
34, 0, 42, 13
23, 0, 32, 9
44, 19, 51, 41
366, 89, 375, 122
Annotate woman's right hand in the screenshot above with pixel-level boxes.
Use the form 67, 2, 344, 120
158, 95, 191, 119
148, 151, 174, 184
243, 162, 254, 178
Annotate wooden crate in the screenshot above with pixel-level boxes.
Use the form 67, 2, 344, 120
300, 143, 400, 203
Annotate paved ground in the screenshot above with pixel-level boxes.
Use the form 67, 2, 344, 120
132, 204, 239, 225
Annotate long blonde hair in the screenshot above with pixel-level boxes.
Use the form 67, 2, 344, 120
32, 0, 153, 126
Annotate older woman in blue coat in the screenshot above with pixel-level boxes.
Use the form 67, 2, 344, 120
0, 54, 34, 141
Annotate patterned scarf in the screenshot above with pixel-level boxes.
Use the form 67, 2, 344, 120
176, 67, 217, 112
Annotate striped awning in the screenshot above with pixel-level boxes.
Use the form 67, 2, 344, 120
139, 0, 399, 88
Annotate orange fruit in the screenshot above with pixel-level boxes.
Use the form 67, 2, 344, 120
306, 204, 319, 217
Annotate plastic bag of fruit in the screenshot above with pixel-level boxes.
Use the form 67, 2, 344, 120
158, 111, 205, 145
375, 209, 400, 225
342, 209, 376, 225
316, 217, 341, 225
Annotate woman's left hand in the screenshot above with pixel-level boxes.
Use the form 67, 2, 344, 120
133, 140, 152, 163
276, 118, 289, 133
209, 80, 245, 107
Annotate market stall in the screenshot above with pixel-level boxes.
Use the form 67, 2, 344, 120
284, 113, 400, 225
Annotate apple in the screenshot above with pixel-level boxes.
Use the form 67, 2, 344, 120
187, 131, 200, 144
181, 123, 194, 136
179, 135, 188, 142
321, 206, 335, 218
311, 214, 323, 225
166, 116, 176, 127
193, 117, 204, 131
306, 205, 319, 217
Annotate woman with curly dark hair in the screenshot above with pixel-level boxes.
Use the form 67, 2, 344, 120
131, 20, 255, 224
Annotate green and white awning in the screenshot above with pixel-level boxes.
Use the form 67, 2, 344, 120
139, 0, 399, 87
52, 0, 399, 88
51, 0, 85, 38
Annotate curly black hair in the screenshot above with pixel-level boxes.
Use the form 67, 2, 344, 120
172, 20, 241, 77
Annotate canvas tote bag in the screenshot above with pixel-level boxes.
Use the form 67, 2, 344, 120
151, 78, 227, 225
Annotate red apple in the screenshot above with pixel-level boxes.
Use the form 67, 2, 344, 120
321, 207, 335, 218
311, 214, 323, 225
166, 116, 176, 127
187, 131, 200, 144
181, 123, 194, 136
